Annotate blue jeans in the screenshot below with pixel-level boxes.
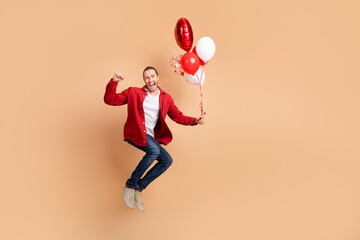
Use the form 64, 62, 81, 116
125, 134, 173, 192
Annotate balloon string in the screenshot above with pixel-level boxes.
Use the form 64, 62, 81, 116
199, 84, 204, 117
196, 66, 206, 117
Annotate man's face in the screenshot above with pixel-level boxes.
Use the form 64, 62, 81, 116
143, 69, 159, 92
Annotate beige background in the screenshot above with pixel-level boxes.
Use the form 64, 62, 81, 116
1, 0, 360, 239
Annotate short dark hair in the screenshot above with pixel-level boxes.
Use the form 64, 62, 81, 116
143, 66, 159, 77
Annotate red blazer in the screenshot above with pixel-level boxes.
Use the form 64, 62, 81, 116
104, 79, 197, 146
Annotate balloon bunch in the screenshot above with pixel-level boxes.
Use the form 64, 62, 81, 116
170, 17, 216, 117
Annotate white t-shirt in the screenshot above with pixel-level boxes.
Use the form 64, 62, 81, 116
143, 90, 160, 137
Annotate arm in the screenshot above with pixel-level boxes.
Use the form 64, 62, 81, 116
167, 96, 204, 125
104, 72, 129, 106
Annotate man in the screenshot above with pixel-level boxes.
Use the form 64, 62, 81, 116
104, 66, 205, 212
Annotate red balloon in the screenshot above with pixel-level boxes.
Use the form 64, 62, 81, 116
175, 18, 193, 52
181, 52, 200, 75
192, 47, 206, 66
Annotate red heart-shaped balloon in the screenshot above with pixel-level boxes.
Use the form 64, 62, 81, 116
174, 18, 194, 52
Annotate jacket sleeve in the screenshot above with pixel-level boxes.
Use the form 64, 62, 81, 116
167, 95, 197, 126
104, 79, 130, 106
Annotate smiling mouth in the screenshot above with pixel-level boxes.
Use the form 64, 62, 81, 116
149, 83, 156, 88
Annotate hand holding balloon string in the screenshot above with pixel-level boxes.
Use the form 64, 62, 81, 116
196, 116, 205, 125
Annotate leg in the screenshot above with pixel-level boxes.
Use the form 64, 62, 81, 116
136, 139, 173, 191
125, 136, 161, 190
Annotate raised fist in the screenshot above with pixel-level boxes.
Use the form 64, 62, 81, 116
113, 72, 124, 82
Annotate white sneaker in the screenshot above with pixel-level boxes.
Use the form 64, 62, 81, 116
123, 187, 135, 209
134, 191, 145, 212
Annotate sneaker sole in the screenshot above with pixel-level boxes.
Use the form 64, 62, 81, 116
123, 188, 134, 209
134, 200, 145, 212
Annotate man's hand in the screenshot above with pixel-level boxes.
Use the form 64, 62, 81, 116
113, 72, 124, 82
196, 116, 205, 125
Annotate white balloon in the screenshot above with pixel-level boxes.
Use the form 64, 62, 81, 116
196, 36, 216, 62
185, 67, 205, 86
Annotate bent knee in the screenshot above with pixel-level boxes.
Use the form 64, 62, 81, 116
147, 146, 161, 158
165, 156, 173, 167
